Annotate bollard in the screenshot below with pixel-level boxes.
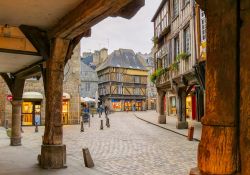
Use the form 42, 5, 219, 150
187, 126, 194, 141
82, 147, 94, 168
100, 120, 103, 130
106, 117, 110, 128
88, 117, 90, 127
5, 120, 8, 129
35, 122, 39, 132
81, 121, 84, 132
92, 113, 94, 118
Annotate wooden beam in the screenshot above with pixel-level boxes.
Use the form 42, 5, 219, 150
49, 0, 144, 39
0, 73, 13, 92
19, 25, 50, 60
111, 0, 145, 19
64, 29, 91, 65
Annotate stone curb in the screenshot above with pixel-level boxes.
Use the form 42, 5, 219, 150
134, 114, 200, 142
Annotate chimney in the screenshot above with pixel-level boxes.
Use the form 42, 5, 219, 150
100, 48, 108, 63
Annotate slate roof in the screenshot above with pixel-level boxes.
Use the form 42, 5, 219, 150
96, 49, 147, 72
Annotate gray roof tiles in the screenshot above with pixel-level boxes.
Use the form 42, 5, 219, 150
96, 49, 147, 71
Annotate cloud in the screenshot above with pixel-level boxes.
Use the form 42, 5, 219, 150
81, 0, 161, 55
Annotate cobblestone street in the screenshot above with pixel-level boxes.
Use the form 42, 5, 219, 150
0, 112, 198, 175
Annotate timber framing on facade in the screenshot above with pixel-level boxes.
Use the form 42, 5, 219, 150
0, 0, 145, 169
97, 49, 148, 112
152, 0, 204, 127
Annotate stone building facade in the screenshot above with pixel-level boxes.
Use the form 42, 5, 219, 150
137, 53, 157, 110
80, 62, 98, 98
0, 44, 81, 126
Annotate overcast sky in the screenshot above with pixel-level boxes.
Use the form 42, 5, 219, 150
80, 0, 161, 55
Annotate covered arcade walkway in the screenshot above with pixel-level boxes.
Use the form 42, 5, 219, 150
0, 0, 145, 169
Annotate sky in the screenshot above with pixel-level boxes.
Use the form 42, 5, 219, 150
80, 0, 161, 55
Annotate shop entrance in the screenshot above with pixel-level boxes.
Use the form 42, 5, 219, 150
62, 100, 69, 124
135, 101, 142, 111
124, 100, 132, 111
22, 101, 41, 126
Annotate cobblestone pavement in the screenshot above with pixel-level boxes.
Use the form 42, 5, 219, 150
0, 112, 198, 175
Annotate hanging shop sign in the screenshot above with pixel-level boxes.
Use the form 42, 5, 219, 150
6, 95, 13, 101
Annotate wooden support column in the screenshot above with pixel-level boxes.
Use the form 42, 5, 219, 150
39, 38, 70, 169
10, 100, 23, 146
157, 90, 166, 124
1, 74, 25, 146
176, 88, 188, 129
191, 0, 238, 174
240, 0, 250, 174
10, 78, 25, 146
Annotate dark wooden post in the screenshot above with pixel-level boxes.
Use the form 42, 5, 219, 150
10, 100, 23, 146
0, 74, 25, 146
176, 88, 188, 129
190, 0, 238, 174
39, 38, 70, 169
157, 90, 166, 124
240, 0, 250, 174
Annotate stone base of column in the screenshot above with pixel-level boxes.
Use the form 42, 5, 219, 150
10, 137, 21, 146
158, 115, 166, 124
190, 167, 202, 175
176, 121, 188, 129
189, 167, 239, 175
38, 144, 67, 169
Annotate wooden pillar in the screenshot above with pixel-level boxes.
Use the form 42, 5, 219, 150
191, 0, 238, 174
157, 90, 166, 124
39, 38, 70, 169
0, 76, 26, 146
240, 0, 250, 174
176, 88, 188, 129
10, 100, 23, 146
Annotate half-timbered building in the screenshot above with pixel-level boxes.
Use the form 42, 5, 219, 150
152, 0, 200, 128
97, 49, 148, 112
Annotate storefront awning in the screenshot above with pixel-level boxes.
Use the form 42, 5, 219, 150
23, 92, 43, 99
63, 93, 70, 100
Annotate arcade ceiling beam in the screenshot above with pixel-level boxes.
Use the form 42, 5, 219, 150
49, 0, 145, 39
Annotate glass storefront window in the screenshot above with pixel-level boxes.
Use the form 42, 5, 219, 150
186, 96, 192, 118
170, 97, 177, 115
124, 100, 132, 111
22, 102, 41, 126
62, 100, 69, 124
22, 102, 33, 126
112, 99, 122, 111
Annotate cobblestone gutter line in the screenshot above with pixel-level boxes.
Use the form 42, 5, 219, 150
134, 114, 200, 142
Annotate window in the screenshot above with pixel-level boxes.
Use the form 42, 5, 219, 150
134, 88, 140, 95
200, 10, 207, 42
184, 26, 191, 54
118, 85, 123, 94
183, 0, 190, 7
116, 73, 122, 82
173, 0, 179, 18
174, 36, 180, 60
154, 1, 169, 37
85, 83, 90, 91
134, 76, 140, 83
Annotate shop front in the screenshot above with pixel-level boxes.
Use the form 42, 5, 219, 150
111, 99, 122, 111
22, 92, 43, 126
124, 100, 132, 111
135, 100, 142, 111
62, 93, 70, 125
169, 96, 177, 115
